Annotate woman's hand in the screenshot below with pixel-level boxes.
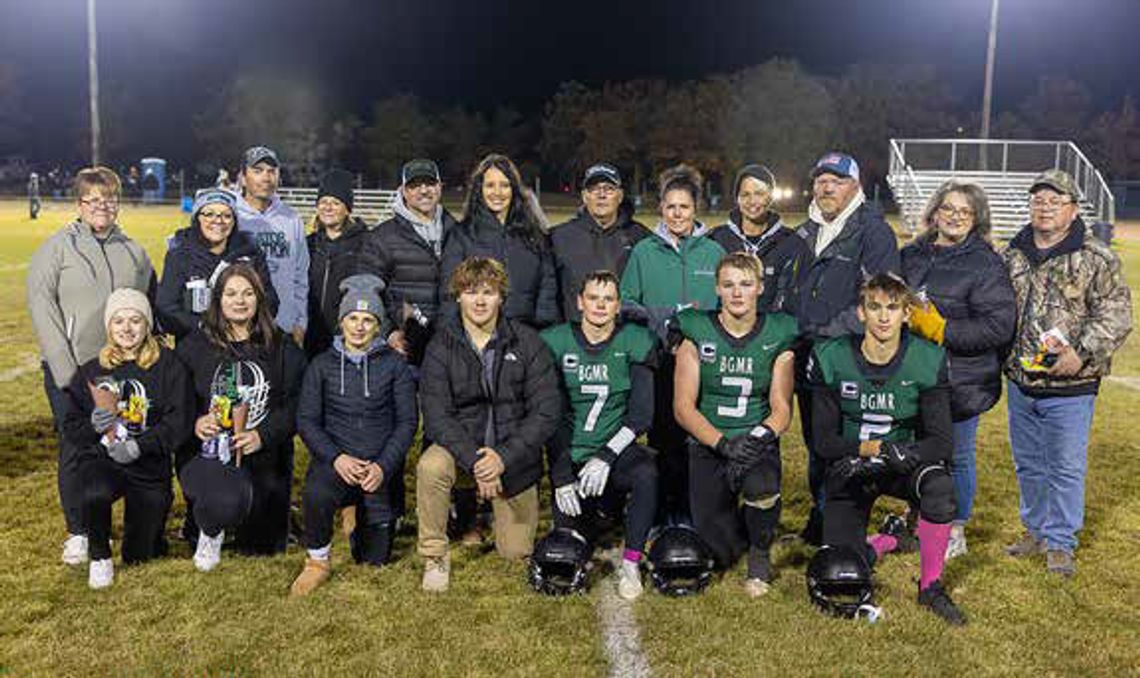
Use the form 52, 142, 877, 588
195, 414, 220, 441
232, 430, 262, 456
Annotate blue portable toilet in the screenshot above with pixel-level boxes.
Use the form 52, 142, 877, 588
140, 157, 166, 203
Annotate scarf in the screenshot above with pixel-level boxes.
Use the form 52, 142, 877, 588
808, 190, 866, 256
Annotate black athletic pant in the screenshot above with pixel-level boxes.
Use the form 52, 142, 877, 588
688, 440, 781, 569
82, 456, 172, 562
552, 444, 658, 553
649, 354, 689, 522
179, 455, 291, 555
302, 462, 394, 565
42, 363, 85, 534
822, 460, 957, 554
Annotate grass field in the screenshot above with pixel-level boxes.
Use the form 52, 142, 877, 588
1, 199, 1138, 676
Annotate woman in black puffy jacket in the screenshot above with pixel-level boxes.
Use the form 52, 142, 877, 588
156, 189, 278, 339
901, 180, 1016, 559
439, 154, 559, 329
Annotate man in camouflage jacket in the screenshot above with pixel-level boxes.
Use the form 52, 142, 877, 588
1000, 169, 1132, 577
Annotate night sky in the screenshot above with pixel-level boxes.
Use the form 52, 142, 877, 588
3, 0, 1139, 163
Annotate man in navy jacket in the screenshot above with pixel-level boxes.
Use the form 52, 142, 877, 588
291, 275, 417, 595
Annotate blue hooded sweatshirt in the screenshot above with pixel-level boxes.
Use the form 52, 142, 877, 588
236, 192, 310, 333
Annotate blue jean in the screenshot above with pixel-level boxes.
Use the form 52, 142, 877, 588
1007, 382, 1096, 552
951, 416, 980, 522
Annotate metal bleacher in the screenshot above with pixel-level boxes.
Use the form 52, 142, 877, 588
276, 187, 399, 226
887, 139, 1115, 239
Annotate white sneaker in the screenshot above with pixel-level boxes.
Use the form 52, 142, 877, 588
945, 523, 968, 560
88, 558, 114, 589
193, 530, 224, 572
744, 577, 771, 598
617, 559, 643, 601
62, 534, 88, 566
422, 553, 450, 593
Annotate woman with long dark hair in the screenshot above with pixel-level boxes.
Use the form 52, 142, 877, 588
439, 154, 559, 328
175, 263, 306, 570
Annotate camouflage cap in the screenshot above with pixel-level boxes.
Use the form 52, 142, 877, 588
1029, 169, 1080, 199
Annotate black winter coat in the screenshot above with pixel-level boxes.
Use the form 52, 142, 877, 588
550, 203, 648, 321
790, 203, 900, 340
374, 209, 457, 327
901, 232, 1016, 420
439, 211, 560, 328
297, 338, 418, 480
61, 348, 194, 481
304, 219, 383, 357
156, 226, 278, 340
420, 316, 561, 498
174, 331, 307, 473
710, 210, 809, 314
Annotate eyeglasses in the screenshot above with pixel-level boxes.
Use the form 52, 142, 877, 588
936, 204, 975, 221
586, 184, 619, 196
199, 210, 235, 222
80, 197, 119, 210
1029, 197, 1074, 211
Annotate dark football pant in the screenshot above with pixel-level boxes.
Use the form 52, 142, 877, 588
688, 440, 781, 569
797, 387, 827, 532
42, 363, 85, 534
82, 456, 172, 563
649, 354, 689, 522
822, 459, 957, 554
302, 462, 393, 565
552, 444, 658, 553
179, 455, 291, 555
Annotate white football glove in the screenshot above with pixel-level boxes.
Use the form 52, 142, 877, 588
555, 484, 581, 517
577, 457, 611, 498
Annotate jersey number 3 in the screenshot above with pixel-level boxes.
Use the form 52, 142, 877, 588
717, 376, 753, 418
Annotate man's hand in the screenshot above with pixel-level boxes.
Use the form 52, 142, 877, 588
333, 453, 369, 486
360, 462, 385, 493
387, 330, 409, 356
474, 447, 505, 483
716, 434, 763, 464
1047, 345, 1083, 377
555, 484, 581, 517
577, 457, 611, 497
859, 440, 882, 458
291, 326, 305, 347
232, 430, 262, 456
195, 414, 220, 442
477, 478, 503, 500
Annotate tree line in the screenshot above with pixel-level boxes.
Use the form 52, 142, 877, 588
2, 58, 1139, 192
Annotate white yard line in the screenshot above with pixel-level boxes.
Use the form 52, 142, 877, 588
595, 551, 652, 678
0, 354, 39, 382
1107, 375, 1140, 391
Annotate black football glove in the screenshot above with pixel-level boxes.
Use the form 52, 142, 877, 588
716, 434, 763, 464
881, 441, 921, 475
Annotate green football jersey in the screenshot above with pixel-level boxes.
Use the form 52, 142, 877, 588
810, 334, 946, 443
678, 309, 799, 438
541, 322, 657, 463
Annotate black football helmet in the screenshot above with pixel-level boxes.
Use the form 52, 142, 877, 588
646, 525, 715, 597
806, 544, 875, 618
528, 528, 592, 595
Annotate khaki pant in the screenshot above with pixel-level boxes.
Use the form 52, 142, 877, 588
416, 444, 538, 560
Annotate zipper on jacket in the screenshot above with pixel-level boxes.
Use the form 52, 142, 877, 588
98, 237, 117, 289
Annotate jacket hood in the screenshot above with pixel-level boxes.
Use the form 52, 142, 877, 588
1009, 217, 1086, 265
723, 209, 784, 239
170, 224, 262, 259
391, 189, 444, 227
651, 220, 710, 248
331, 334, 388, 398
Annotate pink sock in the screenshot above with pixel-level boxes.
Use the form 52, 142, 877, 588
916, 518, 951, 591
623, 549, 642, 563
867, 534, 898, 559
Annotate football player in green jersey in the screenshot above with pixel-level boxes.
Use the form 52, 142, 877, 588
808, 273, 966, 624
543, 271, 660, 600
674, 252, 798, 598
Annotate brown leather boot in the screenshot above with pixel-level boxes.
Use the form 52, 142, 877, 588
290, 558, 331, 596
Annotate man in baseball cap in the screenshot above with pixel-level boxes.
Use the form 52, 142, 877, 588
550, 162, 647, 321
790, 151, 900, 545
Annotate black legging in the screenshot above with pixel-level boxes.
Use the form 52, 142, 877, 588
179, 456, 291, 555
688, 440, 781, 569
822, 460, 956, 553
43, 364, 85, 534
552, 444, 658, 553
302, 462, 394, 565
82, 456, 172, 562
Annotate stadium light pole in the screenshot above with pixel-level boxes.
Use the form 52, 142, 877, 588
87, 0, 102, 166
980, 0, 999, 140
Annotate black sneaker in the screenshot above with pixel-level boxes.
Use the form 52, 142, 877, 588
746, 547, 772, 582
917, 580, 967, 626
881, 514, 919, 553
